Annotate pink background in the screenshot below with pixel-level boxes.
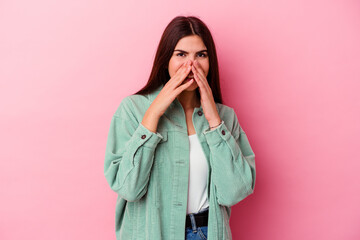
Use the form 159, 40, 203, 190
1, 0, 359, 239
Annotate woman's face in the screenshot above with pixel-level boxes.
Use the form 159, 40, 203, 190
168, 35, 209, 91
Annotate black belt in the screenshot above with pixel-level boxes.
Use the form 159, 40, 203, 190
185, 209, 209, 228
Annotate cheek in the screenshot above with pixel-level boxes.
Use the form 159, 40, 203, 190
199, 62, 210, 75
169, 60, 185, 76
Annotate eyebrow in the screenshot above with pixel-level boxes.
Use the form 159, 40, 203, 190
174, 49, 208, 53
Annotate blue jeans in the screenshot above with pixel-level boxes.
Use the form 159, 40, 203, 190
185, 207, 209, 240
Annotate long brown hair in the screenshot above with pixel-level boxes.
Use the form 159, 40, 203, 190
134, 15, 223, 104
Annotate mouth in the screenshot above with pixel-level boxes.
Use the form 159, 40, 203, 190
184, 75, 194, 82
186, 71, 194, 79
181, 71, 195, 83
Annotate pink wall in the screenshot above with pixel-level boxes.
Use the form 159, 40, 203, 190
1, 0, 359, 239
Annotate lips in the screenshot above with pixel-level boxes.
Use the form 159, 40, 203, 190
182, 72, 194, 83
187, 72, 194, 78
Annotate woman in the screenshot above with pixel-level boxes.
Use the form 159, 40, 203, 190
104, 16, 256, 240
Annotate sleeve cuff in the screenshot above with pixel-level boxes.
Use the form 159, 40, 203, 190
133, 122, 164, 148
204, 120, 224, 132
202, 120, 232, 146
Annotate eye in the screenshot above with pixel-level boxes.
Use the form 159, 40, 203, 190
198, 53, 208, 57
176, 53, 185, 57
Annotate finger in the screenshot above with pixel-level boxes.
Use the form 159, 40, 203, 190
192, 65, 210, 91
193, 69, 206, 89
167, 62, 191, 87
172, 63, 192, 88
179, 62, 192, 80
193, 63, 207, 82
175, 61, 191, 78
193, 65, 213, 95
175, 79, 194, 94
193, 68, 212, 100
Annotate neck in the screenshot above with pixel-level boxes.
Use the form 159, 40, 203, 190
176, 90, 200, 111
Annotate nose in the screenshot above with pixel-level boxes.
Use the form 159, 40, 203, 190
185, 60, 193, 66
186, 57, 196, 65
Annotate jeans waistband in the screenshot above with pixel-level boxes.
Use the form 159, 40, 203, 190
185, 207, 209, 229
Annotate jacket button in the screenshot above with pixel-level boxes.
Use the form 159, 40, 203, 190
197, 110, 203, 116
141, 134, 146, 139
221, 130, 225, 135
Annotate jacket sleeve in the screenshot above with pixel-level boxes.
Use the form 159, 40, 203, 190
203, 108, 256, 207
104, 97, 164, 202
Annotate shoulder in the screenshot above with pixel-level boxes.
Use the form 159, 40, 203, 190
114, 94, 151, 120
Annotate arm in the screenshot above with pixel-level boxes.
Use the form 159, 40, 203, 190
203, 108, 256, 207
104, 97, 164, 202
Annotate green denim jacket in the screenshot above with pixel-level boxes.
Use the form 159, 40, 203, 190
104, 84, 256, 240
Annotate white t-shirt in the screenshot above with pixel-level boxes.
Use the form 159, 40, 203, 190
186, 133, 210, 214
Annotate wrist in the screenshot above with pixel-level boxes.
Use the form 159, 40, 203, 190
208, 118, 222, 128
142, 108, 161, 133
209, 119, 222, 129
145, 105, 162, 119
